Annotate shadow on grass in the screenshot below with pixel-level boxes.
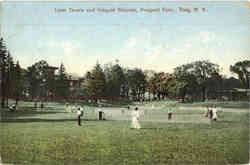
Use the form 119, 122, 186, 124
139, 127, 164, 130
87, 100, 134, 108
0, 118, 102, 123
79, 124, 96, 126
0, 110, 67, 119
180, 101, 249, 109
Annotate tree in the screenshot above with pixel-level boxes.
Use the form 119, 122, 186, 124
12, 61, 24, 105
230, 60, 250, 89
0, 39, 24, 107
174, 60, 220, 101
148, 72, 173, 100
126, 68, 147, 101
6, 51, 15, 106
26, 60, 57, 99
0, 37, 8, 108
83, 71, 92, 97
26, 60, 48, 98
173, 71, 199, 102
203, 72, 222, 99
148, 73, 159, 100
144, 70, 156, 100
85, 62, 106, 102
222, 76, 244, 90
103, 61, 125, 98
192, 60, 220, 101
55, 63, 69, 99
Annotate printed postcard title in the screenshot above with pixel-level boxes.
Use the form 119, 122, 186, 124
54, 7, 208, 14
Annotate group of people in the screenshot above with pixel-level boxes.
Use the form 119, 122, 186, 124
65, 102, 220, 128
34, 101, 45, 109
65, 103, 143, 128
130, 104, 220, 130
66, 103, 106, 126
130, 106, 174, 129
8, 103, 17, 112
65, 103, 84, 126
65, 103, 80, 113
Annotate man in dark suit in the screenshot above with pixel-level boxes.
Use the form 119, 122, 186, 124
77, 107, 83, 126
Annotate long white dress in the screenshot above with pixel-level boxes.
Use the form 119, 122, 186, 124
131, 110, 141, 129
139, 110, 145, 119
212, 108, 218, 120
65, 104, 70, 112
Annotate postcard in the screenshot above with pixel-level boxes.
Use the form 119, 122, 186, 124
0, 1, 249, 165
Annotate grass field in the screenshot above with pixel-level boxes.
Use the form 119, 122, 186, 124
0, 100, 249, 165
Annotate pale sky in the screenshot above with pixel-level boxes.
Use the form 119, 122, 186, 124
0, 2, 249, 77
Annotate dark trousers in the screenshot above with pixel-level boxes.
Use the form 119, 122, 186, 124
78, 116, 81, 126
168, 113, 172, 120
209, 111, 213, 119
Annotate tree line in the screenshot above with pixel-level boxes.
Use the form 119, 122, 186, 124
0, 37, 249, 108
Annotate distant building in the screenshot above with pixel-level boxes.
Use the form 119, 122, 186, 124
45, 66, 58, 75
67, 75, 86, 98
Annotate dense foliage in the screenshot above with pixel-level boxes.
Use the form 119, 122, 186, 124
230, 60, 250, 89
0, 37, 249, 105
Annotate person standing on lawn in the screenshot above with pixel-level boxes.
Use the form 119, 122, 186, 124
65, 103, 70, 112
209, 107, 213, 119
212, 107, 218, 121
77, 107, 83, 126
131, 107, 141, 129
168, 108, 173, 120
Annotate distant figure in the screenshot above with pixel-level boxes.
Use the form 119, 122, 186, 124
139, 108, 145, 119
168, 109, 173, 120
65, 103, 70, 112
97, 105, 105, 120
8, 104, 16, 112
211, 107, 218, 121
77, 107, 83, 126
209, 108, 213, 119
70, 105, 74, 113
40, 102, 44, 109
131, 107, 141, 129
71, 104, 77, 113
127, 106, 130, 110
80, 106, 84, 118
141, 98, 144, 104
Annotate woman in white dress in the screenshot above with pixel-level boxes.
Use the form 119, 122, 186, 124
131, 107, 141, 129
212, 107, 218, 121
65, 103, 70, 112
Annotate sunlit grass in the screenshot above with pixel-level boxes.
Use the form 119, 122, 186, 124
0, 101, 249, 165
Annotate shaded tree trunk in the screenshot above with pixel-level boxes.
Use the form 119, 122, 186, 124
1, 66, 6, 108
181, 89, 187, 103
201, 86, 207, 102
15, 93, 19, 105
157, 93, 160, 100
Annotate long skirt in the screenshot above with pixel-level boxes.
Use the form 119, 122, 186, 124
212, 113, 217, 121
131, 117, 141, 129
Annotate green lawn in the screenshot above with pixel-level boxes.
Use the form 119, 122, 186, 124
0, 100, 249, 165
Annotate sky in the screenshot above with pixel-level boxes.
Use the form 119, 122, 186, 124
0, 1, 249, 77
